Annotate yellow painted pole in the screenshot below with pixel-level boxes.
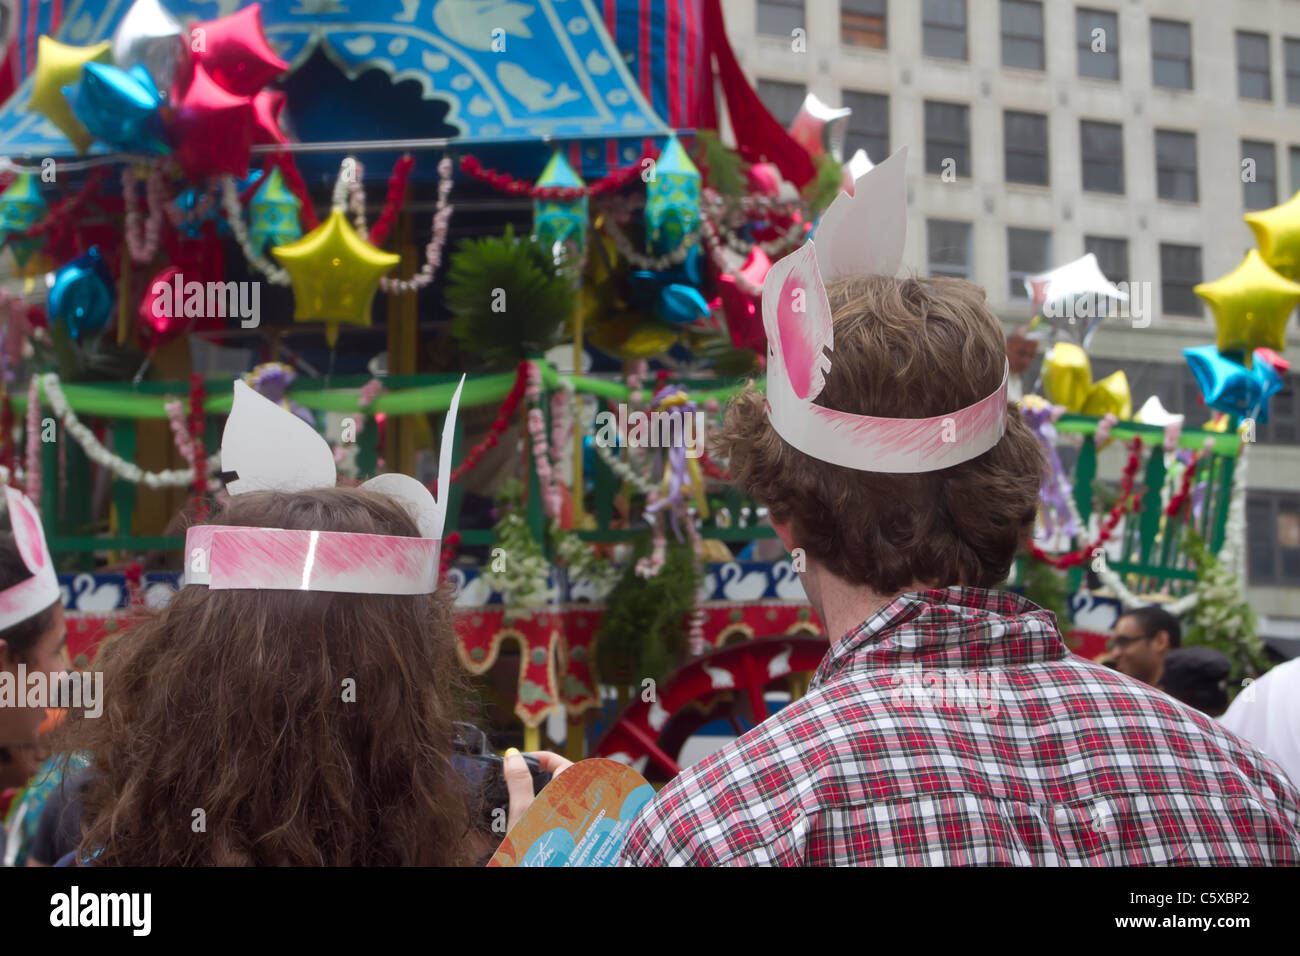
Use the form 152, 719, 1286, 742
565, 714, 585, 761
523, 725, 540, 754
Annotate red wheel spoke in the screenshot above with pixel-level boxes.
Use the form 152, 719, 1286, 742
621, 720, 682, 777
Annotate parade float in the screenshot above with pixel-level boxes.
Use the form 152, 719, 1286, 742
0, 0, 1289, 770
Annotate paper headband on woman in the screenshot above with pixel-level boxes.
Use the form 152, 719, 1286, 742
764, 147, 1009, 473
183, 375, 464, 595
0, 487, 61, 632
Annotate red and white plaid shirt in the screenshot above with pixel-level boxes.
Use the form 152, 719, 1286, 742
620, 587, 1300, 866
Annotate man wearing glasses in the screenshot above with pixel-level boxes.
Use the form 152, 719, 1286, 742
1108, 604, 1180, 686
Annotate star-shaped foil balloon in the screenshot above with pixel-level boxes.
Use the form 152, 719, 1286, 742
170, 63, 254, 180
1185, 344, 1283, 423
28, 37, 112, 153
190, 2, 289, 97
251, 89, 288, 145
1194, 249, 1300, 358
66, 62, 169, 154
1244, 191, 1300, 281
271, 209, 400, 348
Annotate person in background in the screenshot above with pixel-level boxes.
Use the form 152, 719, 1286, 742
0, 508, 69, 866
1109, 604, 1181, 686
1221, 657, 1300, 788
1157, 647, 1231, 718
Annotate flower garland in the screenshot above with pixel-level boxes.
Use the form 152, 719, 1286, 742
0, 393, 14, 476
122, 163, 168, 263
699, 210, 764, 296
345, 157, 368, 238
188, 374, 209, 521
525, 361, 565, 521
368, 155, 415, 249
379, 157, 455, 294
597, 206, 699, 271
433, 360, 530, 491
1027, 436, 1145, 570
221, 175, 291, 285
438, 530, 461, 579
460, 152, 650, 200
24, 376, 40, 502
41, 374, 204, 488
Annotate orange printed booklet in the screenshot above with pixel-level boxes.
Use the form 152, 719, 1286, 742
488, 759, 655, 867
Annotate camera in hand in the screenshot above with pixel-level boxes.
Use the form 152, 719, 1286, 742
451, 722, 552, 829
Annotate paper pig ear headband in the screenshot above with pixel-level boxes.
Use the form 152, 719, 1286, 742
763, 147, 1009, 473
0, 487, 61, 633
183, 375, 465, 595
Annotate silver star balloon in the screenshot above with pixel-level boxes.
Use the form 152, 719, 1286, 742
111, 0, 189, 97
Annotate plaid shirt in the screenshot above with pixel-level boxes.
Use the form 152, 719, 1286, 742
619, 587, 1300, 866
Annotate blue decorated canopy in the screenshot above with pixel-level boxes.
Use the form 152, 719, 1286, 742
0, 0, 669, 158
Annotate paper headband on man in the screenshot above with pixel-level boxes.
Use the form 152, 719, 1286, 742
182, 375, 465, 595
0, 486, 61, 633
763, 147, 1009, 473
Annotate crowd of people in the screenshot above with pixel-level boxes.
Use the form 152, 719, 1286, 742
1, 273, 1297, 866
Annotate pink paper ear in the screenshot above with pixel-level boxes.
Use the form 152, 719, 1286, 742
763, 243, 834, 401
5, 487, 49, 575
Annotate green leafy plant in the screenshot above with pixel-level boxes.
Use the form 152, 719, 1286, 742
1018, 554, 1072, 629
445, 225, 575, 370
481, 478, 554, 619
30, 324, 145, 383
596, 532, 703, 686
802, 152, 848, 220
1180, 529, 1271, 684
693, 130, 746, 201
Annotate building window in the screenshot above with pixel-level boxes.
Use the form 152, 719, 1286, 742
842, 0, 886, 49
1084, 235, 1128, 286
1160, 243, 1202, 316
922, 0, 967, 61
1151, 18, 1192, 90
1287, 38, 1300, 104
1247, 491, 1300, 586
1080, 120, 1124, 193
1155, 130, 1197, 202
842, 90, 889, 162
927, 220, 972, 279
925, 101, 970, 177
1257, 374, 1299, 446
1001, 0, 1044, 70
1004, 110, 1048, 185
757, 0, 805, 37
1242, 140, 1278, 210
1077, 7, 1119, 81
1008, 228, 1051, 299
1237, 31, 1272, 100
756, 79, 807, 127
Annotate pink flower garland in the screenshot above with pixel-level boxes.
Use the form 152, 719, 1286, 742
525, 362, 565, 521
24, 376, 40, 503
380, 157, 455, 293
165, 398, 219, 492
123, 164, 167, 263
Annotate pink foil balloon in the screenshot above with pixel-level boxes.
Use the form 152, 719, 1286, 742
189, 3, 288, 97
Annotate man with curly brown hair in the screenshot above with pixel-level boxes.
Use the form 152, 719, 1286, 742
619, 156, 1300, 866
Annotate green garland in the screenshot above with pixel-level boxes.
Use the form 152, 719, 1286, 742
595, 532, 703, 687
481, 479, 554, 618
1180, 529, 1271, 684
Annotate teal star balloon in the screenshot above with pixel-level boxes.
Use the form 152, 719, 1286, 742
645, 135, 700, 255
248, 166, 302, 253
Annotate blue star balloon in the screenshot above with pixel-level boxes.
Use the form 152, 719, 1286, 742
656, 283, 710, 325
1184, 345, 1281, 423
65, 62, 169, 154
48, 246, 115, 341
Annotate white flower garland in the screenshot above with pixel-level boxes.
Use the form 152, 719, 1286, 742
41, 374, 219, 489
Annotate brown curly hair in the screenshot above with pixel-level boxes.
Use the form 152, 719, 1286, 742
716, 275, 1045, 594
67, 486, 477, 865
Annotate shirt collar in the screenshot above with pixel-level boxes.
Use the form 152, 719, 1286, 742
811, 586, 1069, 688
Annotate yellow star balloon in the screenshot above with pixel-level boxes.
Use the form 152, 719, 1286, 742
1042, 342, 1131, 418
1245, 191, 1300, 281
28, 37, 111, 154
271, 209, 400, 347
1194, 249, 1300, 358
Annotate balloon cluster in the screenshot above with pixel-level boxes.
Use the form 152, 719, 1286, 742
27, 0, 288, 178
1183, 189, 1300, 423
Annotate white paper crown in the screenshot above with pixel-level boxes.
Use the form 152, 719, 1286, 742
763, 147, 1009, 473
182, 376, 464, 595
0, 487, 61, 632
